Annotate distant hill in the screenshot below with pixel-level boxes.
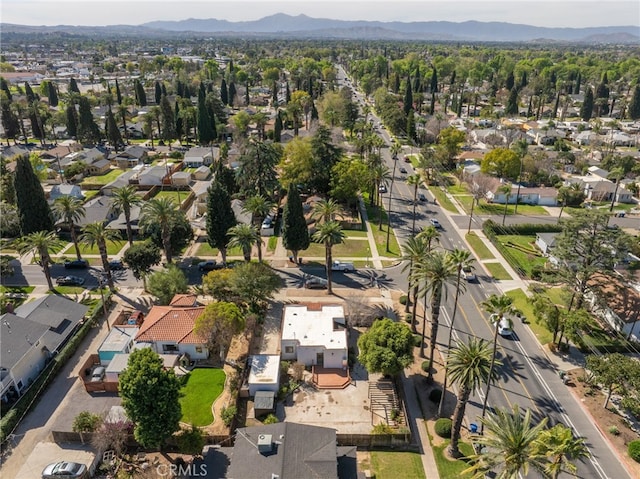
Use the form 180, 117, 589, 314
1, 14, 639, 43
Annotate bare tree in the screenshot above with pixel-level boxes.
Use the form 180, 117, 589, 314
465, 173, 499, 233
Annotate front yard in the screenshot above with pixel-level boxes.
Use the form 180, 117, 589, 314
179, 368, 226, 427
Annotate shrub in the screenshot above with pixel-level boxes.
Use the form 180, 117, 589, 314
372, 423, 393, 434
413, 334, 422, 347
72, 411, 102, 433
628, 440, 640, 462
399, 295, 408, 305
428, 388, 442, 403
434, 418, 452, 438
421, 361, 430, 373
405, 314, 412, 323
221, 405, 237, 427
175, 425, 205, 456
263, 414, 279, 424
608, 425, 620, 436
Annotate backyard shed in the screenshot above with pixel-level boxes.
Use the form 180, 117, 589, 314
247, 354, 281, 396
97, 326, 139, 365
253, 390, 276, 417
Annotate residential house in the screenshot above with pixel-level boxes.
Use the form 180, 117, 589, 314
212, 422, 358, 479
184, 146, 217, 167
76, 195, 117, 228
106, 204, 142, 236
49, 183, 84, 202
535, 232, 559, 256
134, 298, 208, 359
134, 165, 169, 186
101, 168, 138, 196
169, 294, 198, 307
281, 305, 348, 370
606, 132, 634, 147
573, 131, 599, 146
488, 185, 559, 206
587, 166, 609, 180
190, 179, 214, 216
247, 354, 281, 396
1, 296, 88, 403
113, 145, 149, 169
97, 325, 139, 365
585, 274, 640, 341
80, 148, 111, 176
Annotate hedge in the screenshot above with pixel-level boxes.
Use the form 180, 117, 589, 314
0, 294, 112, 445
434, 418, 452, 438
628, 439, 640, 462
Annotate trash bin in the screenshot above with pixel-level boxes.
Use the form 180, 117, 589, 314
298, 257, 303, 265
470, 423, 478, 433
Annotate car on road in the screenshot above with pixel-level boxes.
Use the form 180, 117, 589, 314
399, 167, 407, 174
198, 260, 222, 272
498, 318, 513, 337
304, 277, 328, 289
378, 184, 387, 193
64, 259, 88, 269
462, 266, 477, 282
429, 218, 442, 229
404, 156, 411, 163
108, 259, 124, 270
56, 275, 85, 286
331, 261, 355, 272
42, 461, 89, 479
418, 193, 427, 202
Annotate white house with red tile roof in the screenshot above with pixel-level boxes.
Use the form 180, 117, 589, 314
134, 303, 208, 359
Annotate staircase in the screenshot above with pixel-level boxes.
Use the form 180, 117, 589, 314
368, 379, 405, 427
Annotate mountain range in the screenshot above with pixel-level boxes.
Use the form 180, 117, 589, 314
2, 14, 639, 43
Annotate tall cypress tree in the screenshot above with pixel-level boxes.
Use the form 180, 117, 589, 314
69, 77, 80, 94
272, 81, 278, 106
228, 82, 236, 106
65, 104, 78, 139
134, 79, 147, 107
205, 181, 236, 264
628, 84, 640, 120
403, 79, 413, 116
15, 155, 54, 234
575, 72, 582, 95
159, 95, 175, 143
1, 99, 20, 141
505, 87, 519, 115
505, 71, 515, 91
220, 79, 228, 106
77, 96, 101, 144
197, 83, 213, 145
245, 81, 250, 106
430, 66, 438, 93
174, 101, 183, 139
48, 82, 59, 107
581, 87, 594, 121
154, 81, 162, 105
406, 109, 416, 141
105, 107, 122, 151
274, 110, 282, 142
1, 77, 12, 101
281, 182, 309, 263
115, 79, 122, 105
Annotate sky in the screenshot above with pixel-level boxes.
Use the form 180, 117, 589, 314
1, 0, 639, 28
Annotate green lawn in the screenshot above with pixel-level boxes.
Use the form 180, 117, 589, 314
433, 440, 474, 479
370, 451, 426, 479
505, 288, 553, 345
344, 229, 368, 238
82, 190, 101, 202
447, 183, 469, 195
195, 242, 243, 257
80, 168, 125, 186
267, 236, 278, 252
428, 187, 458, 213
0, 285, 35, 294
304, 238, 372, 258
483, 262, 512, 280
50, 286, 86, 295
78, 240, 127, 256
363, 203, 401, 257
495, 235, 547, 278
154, 190, 187, 205
179, 368, 226, 427
465, 233, 495, 260
456, 196, 548, 216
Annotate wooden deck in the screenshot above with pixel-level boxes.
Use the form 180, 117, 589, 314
312, 366, 352, 389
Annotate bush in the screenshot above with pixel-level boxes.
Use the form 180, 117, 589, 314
608, 425, 620, 436
399, 295, 408, 305
372, 423, 393, 434
434, 418, 452, 438
428, 388, 442, 403
421, 361, 430, 373
405, 314, 412, 323
263, 414, 279, 424
221, 405, 237, 427
413, 334, 422, 347
175, 425, 205, 455
628, 440, 640, 462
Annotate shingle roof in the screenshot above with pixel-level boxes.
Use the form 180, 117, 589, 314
135, 305, 205, 344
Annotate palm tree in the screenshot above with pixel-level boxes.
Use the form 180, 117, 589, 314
80, 222, 121, 290
15, 231, 63, 290
370, 163, 391, 211
116, 103, 130, 144
312, 221, 345, 295
406, 174, 422, 234
480, 294, 520, 432
227, 224, 260, 262
242, 195, 275, 262
532, 423, 590, 479
312, 198, 344, 224
414, 250, 457, 377
111, 185, 141, 246
401, 236, 429, 330
438, 248, 474, 417
446, 337, 495, 458
498, 184, 512, 226
408, 225, 441, 321
52, 196, 86, 260
390, 140, 402, 160
464, 406, 549, 479
140, 197, 178, 264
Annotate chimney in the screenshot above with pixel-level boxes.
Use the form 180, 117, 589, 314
257, 434, 273, 454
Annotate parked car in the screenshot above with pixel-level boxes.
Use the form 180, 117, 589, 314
378, 184, 387, 193
91, 366, 105, 382
399, 167, 408, 174
108, 259, 124, 270
463, 266, 477, 282
64, 259, 88, 269
404, 156, 411, 163
498, 318, 513, 337
304, 277, 328, 289
198, 260, 222, 272
418, 193, 427, 202
430, 218, 442, 229
56, 276, 85, 286
42, 461, 88, 479
331, 261, 355, 272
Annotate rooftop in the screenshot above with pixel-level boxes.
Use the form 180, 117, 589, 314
281, 305, 347, 350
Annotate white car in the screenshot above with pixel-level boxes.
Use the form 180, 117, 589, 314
331, 261, 355, 272
462, 266, 477, 282
498, 318, 513, 337
429, 218, 442, 229
378, 184, 387, 193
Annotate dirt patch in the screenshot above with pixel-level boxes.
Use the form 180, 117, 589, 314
565, 368, 640, 477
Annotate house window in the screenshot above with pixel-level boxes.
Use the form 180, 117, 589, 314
195, 346, 203, 353
284, 346, 294, 354
162, 344, 179, 353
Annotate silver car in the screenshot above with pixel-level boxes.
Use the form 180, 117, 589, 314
42, 461, 88, 479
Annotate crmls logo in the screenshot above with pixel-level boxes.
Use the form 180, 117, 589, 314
156, 463, 207, 477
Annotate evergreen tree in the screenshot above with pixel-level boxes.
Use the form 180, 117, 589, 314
274, 110, 282, 142
159, 94, 175, 143
450, 70, 456, 88
0, 77, 12, 100
505, 87, 519, 115
69, 77, 80, 94
403, 78, 413, 116
134, 79, 147, 107
430, 66, 438, 93
220, 78, 228, 105
115, 78, 122, 105
65, 104, 78, 139
519, 71, 528, 90
406, 109, 416, 141
282, 182, 309, 263
285, 82, 291, 103
575, 72, 582, 95
47, 82, 59, 107
628, 84, 640, 120
1, 97, 20, 141
14, 155, 54, 234
505, 71, 515, 91
228, 82, 236, 106
174, 100, 183, 139
77, 96, 101, 144
393, 72, 400, 94
581, 87, 594, 121
105, 107, 122, 151
206, 181, 236, 264
154, 81, 162, 105
161, 83, 167, 97
245, 81, 250, 106
272, 81, 278, 106
24, 82, 37, 103
197, 83, 214, 145
413, 65, 421, 92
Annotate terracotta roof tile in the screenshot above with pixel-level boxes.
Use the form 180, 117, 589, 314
135, 306, 205, 344
169, 294, 198, 307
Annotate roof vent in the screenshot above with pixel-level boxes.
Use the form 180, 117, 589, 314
257, 433, 273, 454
